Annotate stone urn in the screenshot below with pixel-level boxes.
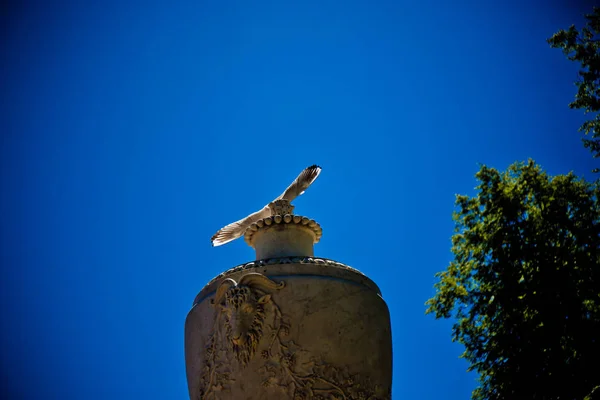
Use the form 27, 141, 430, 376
185, 206, 392, 399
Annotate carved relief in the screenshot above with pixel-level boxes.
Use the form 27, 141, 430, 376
198, 273, 285, 399
197, 273, 390, 400
212, 274, 284, 366
258, 329, 390, 400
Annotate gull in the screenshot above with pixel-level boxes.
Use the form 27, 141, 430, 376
211, 165, 322, 247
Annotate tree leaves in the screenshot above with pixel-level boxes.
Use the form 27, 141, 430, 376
426, 160, 600, 400
548, 7, 600, 170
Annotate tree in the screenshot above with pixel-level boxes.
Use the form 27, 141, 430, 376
548, 7, 600, 170
425, 160, 600, 400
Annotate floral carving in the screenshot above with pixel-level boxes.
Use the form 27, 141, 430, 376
258, 334, 390, 400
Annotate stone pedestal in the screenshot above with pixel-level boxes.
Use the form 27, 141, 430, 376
186, 214, 392, 399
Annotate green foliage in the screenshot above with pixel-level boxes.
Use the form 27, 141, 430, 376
548, 7, 600, 170
426, 160, 600, 399
584, 385, 600, 400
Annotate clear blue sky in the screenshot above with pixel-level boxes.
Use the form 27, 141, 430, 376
1, 0, 597, 398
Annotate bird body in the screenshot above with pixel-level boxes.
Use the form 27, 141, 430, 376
211, 165, 321, 247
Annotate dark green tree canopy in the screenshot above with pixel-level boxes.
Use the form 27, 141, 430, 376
548, 7, 600, 169
426, 160, 600, 400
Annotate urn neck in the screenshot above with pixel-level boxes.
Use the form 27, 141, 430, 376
244, 215, 322, 260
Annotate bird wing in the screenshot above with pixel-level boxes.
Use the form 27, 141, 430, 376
275, 165, 322, 202
211, 205, 271, 247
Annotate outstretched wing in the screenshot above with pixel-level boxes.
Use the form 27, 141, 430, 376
211, 165, 321, 247
211, 205, 271, 247
275, 165, 322, 202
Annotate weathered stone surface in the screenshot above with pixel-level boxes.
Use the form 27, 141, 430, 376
196, 208, 392, 399
185, 260, 392, 400
250, 223, 316, 259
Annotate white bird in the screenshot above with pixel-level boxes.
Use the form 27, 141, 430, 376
211, 165, 322, 247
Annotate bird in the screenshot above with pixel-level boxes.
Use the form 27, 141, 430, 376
211, 165, 322, 247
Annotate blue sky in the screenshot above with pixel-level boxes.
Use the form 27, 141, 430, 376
1, 1, 597, 399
